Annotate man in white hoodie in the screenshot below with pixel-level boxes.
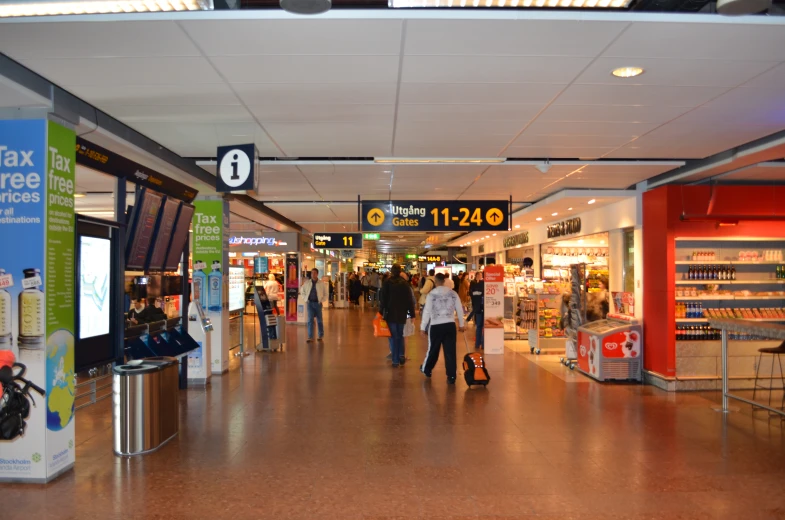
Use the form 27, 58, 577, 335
420, 273, 466, 384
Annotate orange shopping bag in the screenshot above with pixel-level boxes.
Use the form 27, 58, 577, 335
373, 312, 391, 338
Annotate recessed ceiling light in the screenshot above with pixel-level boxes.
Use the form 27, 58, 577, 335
74, 193, 86, 198
568, 207, 573, 211
514, 224, 521, 228
492, 233, 497, 236
552, 212, 558, 216
588, 199, 596, 205
611, 66, 644, 78
535, 217, 542, 221
485, 235, 490, 239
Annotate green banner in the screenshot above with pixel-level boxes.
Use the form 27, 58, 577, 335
45, 120, 76, 433
192, 200, 223, 275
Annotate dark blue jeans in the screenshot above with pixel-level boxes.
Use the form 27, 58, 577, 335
307, 301, 324, 339
475, 312, 484, 349
387, 322, 405, 364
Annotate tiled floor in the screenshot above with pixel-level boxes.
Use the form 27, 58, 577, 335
4, 307, 785, 519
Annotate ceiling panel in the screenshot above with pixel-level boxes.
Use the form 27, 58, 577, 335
512, 133, 635, 149
396, 103, 541, 123
505, 145, 616, 160
554, 84, 730, 107
537, 104, 692, 124
21, 57, 222, 87
405, 19, 628, 57
232, 83, 398, 106
401, 56, 592, 84
603, 22, 785, 61
398, 82, 564, 105
67, 84, 239, 107
0, 21, 197, 59
575, 57, 778, 88
723, 163, 785, 182
212, 55, 400, 84
102, 104, 253, 123
248, 103, 394, 123
181, 19, 403, 56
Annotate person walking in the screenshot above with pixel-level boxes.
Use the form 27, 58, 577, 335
369, 269, 380, 308
458, 272, 470, 310
443, 272, 455, 290
299, 268, 327, 342
418, 269, 436, 310
379, 264, 415, 368
420, 273, 465, 384
361, 271, 370, 304
469, 271, 485, 350
263, 273, 280, 315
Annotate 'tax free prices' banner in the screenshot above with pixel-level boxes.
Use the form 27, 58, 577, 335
0, 119, 76, 482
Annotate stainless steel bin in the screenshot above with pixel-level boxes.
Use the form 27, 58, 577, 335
112, 358, 179, 456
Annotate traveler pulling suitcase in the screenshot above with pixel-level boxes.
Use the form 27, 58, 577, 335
461, 330, 490, 387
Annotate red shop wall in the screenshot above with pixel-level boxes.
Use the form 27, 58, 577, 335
643, 185, 785, 376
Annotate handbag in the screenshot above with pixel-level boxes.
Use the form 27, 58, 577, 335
373, 312, 391, 338
403, 318, 415, 337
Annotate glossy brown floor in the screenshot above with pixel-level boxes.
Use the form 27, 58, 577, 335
4, 307, 785, 520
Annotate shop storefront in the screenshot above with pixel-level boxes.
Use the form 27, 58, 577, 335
462, 195, 643, 358
643, 185, 785, 391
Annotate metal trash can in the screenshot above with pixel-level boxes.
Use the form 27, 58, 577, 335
112, 357, 179, 456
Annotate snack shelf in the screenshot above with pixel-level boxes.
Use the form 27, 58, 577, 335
675, 261, 783, 265
675, 280, 785, 285
676, 318, 785, 323
675, 296, 785, 301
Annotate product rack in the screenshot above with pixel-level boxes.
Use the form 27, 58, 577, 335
527, 293, 567, 355
674, 238, 785, 333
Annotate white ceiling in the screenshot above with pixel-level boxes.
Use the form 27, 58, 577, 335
2, 11, 785, 236
1, 13, 784, 162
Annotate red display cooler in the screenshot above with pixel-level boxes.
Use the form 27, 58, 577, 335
577, 314, 643, 382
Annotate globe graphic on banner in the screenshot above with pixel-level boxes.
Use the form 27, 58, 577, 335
46, 330, 76, 431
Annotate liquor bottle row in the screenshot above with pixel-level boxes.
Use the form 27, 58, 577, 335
675, 302, 703, 319
691, 251, 716, 261
677, 326, 775, 342
676, 326, 721, 341
686, 265, 735, 281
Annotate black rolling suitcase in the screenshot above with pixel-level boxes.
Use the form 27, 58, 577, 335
461, 331, 490, 387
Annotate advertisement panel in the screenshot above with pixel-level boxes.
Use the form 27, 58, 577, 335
228, 266, 245, 312
483, 264, 505, 355
0, 119, 76, 482
285, 253, 299, 322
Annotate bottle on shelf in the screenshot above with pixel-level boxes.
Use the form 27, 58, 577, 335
730, 266, 736, 281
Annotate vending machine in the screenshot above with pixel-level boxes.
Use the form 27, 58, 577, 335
577, 314, 642, 382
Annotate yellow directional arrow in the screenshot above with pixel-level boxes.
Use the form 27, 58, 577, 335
486, 208, 503, 226
366, 208, 385, 226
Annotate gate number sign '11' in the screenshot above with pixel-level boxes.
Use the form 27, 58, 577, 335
361, 201, 508, 232
313, 233, 363, 250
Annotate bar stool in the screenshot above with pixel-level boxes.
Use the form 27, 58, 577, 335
752, 341, 785, 412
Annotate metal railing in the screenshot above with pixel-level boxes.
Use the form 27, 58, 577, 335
709, 318, 785, 417
75, 365, 114, 411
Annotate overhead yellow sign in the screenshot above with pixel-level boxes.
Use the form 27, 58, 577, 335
361, 200, 508, 232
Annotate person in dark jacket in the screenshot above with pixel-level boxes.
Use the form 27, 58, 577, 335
141, 297, 167, 323
379, 264, 415, 367
469, 272, 485, 350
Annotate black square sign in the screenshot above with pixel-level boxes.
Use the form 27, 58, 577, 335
216, 143, 256, 192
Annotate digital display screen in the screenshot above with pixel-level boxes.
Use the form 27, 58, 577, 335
147, 197, 180, 271
228, 266, 245, 312
126, 188, 163, 270
164, 203, 195, 271
79, 236, 111, 340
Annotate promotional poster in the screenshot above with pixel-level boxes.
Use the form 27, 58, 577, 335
285, 253, 299, 322
0, 119, 76, 482
192, 200, 229, 373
